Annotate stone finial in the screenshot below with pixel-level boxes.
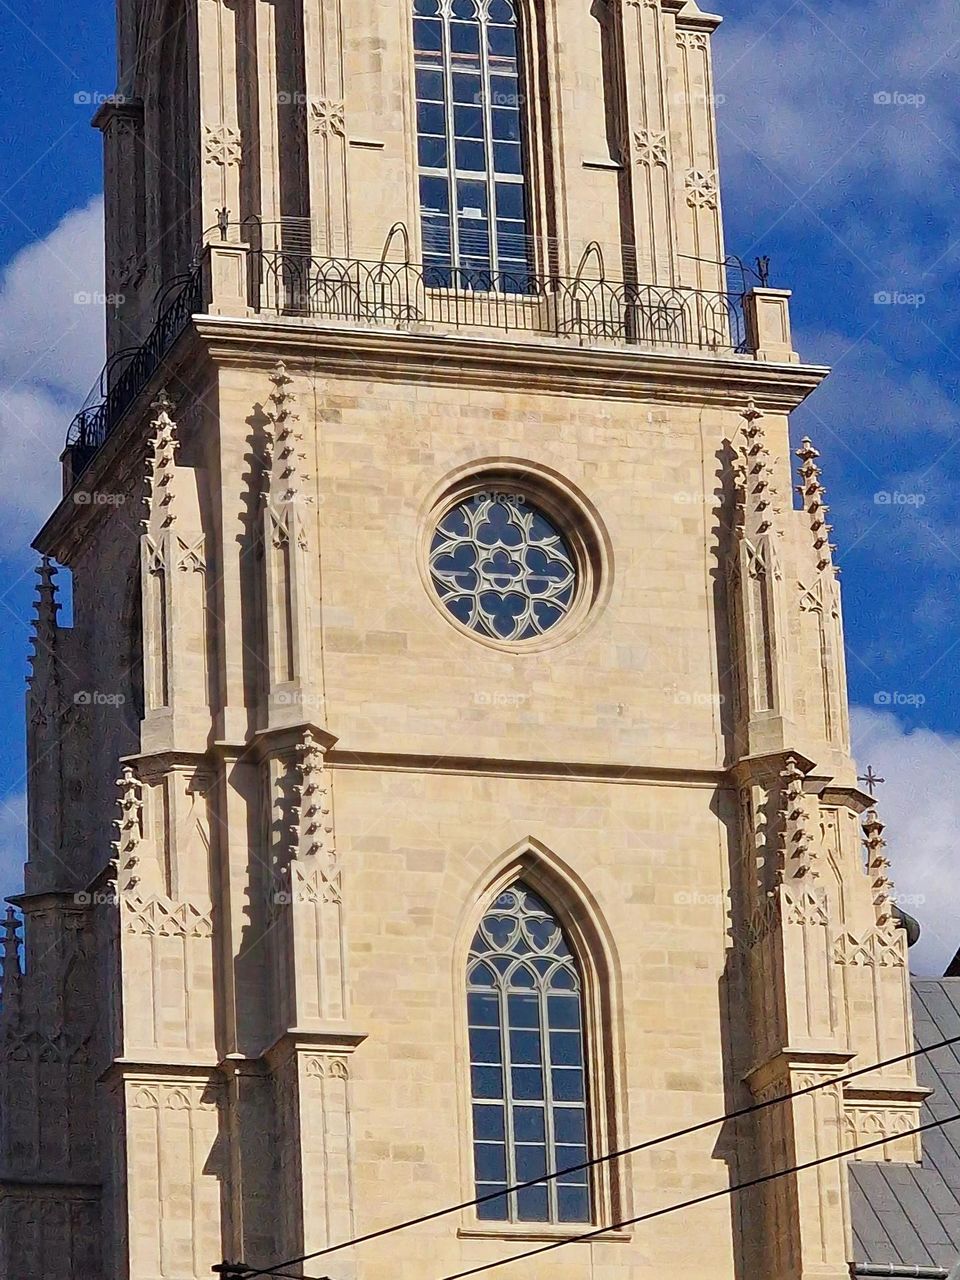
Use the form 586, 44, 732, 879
143, 390, 179, 533
263, 362, 309, 512
863, 809, 896, 928
27, 557, 60, 685
298, 729, 334, 861
780, 754, 819, 881
111, 765, 143, 893
1, 907, 22, 989
796, 436, 838, 574
736, 399, 783, 541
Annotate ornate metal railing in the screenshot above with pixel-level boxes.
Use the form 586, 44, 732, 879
65, 269, 204, 473
62, 226, 756, 478
250, 251, 746, 353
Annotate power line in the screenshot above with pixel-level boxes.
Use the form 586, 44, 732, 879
280, 1110, 960, 1280
238, 1031, 960, 1280
432, 1109, 960, 1280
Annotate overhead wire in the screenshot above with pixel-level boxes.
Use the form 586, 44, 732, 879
240, 1031, 960, 1279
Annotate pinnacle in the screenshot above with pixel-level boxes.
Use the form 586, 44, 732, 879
795, 434, 838, 574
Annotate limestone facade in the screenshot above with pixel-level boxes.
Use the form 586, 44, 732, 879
0, 2, 926, 1279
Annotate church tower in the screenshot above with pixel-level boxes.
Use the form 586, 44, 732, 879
0, 2, 926, 1278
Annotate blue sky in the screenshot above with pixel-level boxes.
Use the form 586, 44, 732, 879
0, 0, 957, 971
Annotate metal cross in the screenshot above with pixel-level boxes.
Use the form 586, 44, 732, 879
857, 766, 886, 796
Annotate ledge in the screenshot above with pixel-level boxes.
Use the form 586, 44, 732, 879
457, 1223, 632, 1244
35, 310, 829, 562
191, 312, 829, 412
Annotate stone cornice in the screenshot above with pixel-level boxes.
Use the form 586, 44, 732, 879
36, 314, 828, 561
326, 748, 731, 788
261, 1026, 369, 1072
191, 314, 828, 410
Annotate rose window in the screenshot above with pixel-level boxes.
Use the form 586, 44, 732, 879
429, 494, 577, 642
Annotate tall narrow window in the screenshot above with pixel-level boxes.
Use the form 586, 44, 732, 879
467, 882, 592, 1223
413, 0, 533, 288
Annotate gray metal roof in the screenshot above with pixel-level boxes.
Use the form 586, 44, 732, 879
849, 979, 960, 1270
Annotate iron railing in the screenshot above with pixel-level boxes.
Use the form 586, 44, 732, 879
63, 226, 753, 477
65, 269, 204, 473
249, 252, 747, 353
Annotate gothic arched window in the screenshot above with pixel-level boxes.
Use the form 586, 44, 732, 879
467, 882, 592, 1223
413, 0, 533, 289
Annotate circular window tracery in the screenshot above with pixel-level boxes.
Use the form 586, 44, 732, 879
429, 494, 578, 642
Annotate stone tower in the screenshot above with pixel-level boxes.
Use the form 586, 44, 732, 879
0, 1, 926, 1278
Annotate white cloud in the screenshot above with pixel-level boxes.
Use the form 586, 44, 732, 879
0, 197, 105, 550
851, 706, 960, 976
715, 0, 960, 218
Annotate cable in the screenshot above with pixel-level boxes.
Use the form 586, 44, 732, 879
281, 1110, 960, 1280
433, 1110, 960, 1280
241, 1031, 960, 1279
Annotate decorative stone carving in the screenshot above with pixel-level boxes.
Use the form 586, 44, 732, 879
735, 400, 784, 541
310, 98, 345, 138
677, 29, 709, 52
685, 168, 719, 209
781, 884, 829, 927
263, 362, 310, 545
305, 1055, 349, 1080
27, 557, 60, 685
111, 766, 143, 894
833, 928, 906, 968
843, 1106, 920, 1160
122, 896, 213, 938
863, 811, 896, 929
796, 437, 838, 574
780, 755, 820, 883
633, 128, 669, 167
142, 391, 178, 537
203, 123, 242, 167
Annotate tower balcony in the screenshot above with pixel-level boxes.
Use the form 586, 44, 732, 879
63, 224, 798, 483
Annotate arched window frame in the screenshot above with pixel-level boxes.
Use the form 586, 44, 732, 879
409, 0, 557, 287
454, 842, 626, 1236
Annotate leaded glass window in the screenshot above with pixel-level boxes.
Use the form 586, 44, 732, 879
413, 0, 533, 289
467, 883, 592, 1223
429, 495, 577, 642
